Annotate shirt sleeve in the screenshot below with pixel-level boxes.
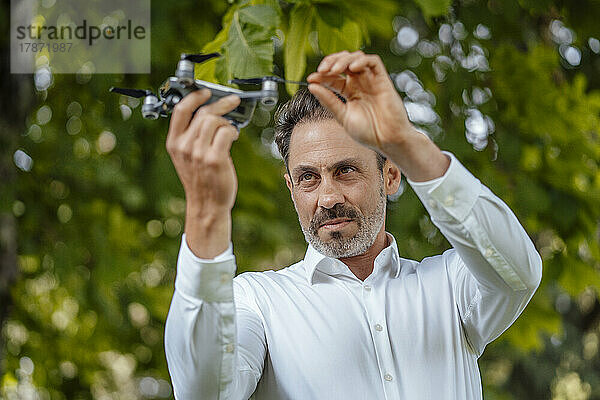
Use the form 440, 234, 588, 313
408, 152, 543, 356
164, 234, 266, 399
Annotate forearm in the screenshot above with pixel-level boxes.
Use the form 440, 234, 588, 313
381, 127, 450, 182
410, 153, 542, 292
440, 186, 542, 293
184, 203, 231, 259
165, 236, 237, 399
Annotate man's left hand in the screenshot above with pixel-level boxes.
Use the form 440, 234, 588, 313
306, 50, 417, 153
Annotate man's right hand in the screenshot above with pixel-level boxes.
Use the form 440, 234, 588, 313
166, 89, 241, 258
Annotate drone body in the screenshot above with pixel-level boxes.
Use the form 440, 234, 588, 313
111, 53, 304, 128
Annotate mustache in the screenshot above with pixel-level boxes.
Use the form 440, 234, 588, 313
309, 204, 361, 233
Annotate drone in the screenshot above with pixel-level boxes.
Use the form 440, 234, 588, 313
110, 52, 308, 128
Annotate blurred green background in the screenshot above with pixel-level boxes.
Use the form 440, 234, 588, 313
1, 0, 600, 398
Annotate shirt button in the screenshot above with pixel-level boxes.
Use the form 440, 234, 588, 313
374, 323, 383, 332
444, 195, 455, 206
225, 343, 234, 353
427, 199, 438, 209
484, 247, 494, 258
384, 373, 393, 381
364, 285, 372, 292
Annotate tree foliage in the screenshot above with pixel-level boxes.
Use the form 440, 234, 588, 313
1, 0, 599, 398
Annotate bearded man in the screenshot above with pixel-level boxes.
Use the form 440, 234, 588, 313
164, 51, 542, 399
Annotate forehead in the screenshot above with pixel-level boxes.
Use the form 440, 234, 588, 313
287, 119, 376, 169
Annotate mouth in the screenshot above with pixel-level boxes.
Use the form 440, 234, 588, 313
319, 218, 353, 230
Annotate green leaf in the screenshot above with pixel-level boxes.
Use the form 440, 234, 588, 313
316, 3, 343, 28
195, 4, 243, 82
195, 31, 229, 82
252, 0, 282, 14
218, 5, 280, 82
345, 0, 397, 38
238, 4, 279, 28
284, 4, 314, 94
413, 0, 452, 17
315, 4, 362, 55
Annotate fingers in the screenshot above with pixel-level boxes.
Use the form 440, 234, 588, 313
167, 93, 241, 159
211, 124, 239, 154
309, 51, 385, 80
305, 73, 346, 94
326, 51, 365, 75
191, 122, 238, 164
187, 114, 232, 150
308, 83, 346, 122
197, 94, 241, 116
348, 54, 386, 75
188, 94, 240, 146
168, 89, 212, 139
167, 92, 239, 145
316, 50, 354, 73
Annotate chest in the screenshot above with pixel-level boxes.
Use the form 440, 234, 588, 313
254, 274, 462, 371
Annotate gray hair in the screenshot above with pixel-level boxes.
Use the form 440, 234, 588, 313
273, 88, 385, 170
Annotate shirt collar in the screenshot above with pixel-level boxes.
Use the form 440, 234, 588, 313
304, 232, 401, 285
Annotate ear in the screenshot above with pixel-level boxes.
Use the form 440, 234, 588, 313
384, 159, 402, 195
284, 172, 294, 198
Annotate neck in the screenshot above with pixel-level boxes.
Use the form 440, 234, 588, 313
339, 228, 389, 281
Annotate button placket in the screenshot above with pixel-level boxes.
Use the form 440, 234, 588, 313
364, 282, 401, 399
362, 282, 385, 370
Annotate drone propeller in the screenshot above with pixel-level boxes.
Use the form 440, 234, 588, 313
109, 87, 156, 98
229, 76, 308, 86
181, 52, 221, 64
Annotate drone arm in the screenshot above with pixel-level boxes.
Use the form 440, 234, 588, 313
235, 91, 273, 100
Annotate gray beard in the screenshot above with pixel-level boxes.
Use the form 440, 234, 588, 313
299, 182, 386, 259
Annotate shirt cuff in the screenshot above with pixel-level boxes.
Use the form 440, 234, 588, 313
174, 234, 236, 302
408, 152, 482, 222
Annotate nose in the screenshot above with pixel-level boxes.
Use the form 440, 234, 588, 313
317, 178, 344, 209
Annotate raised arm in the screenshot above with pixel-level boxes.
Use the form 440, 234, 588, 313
165, 89, 239, 259
164, 91, 265, 399
409, 153, 542, 354
308, 50, 542, 354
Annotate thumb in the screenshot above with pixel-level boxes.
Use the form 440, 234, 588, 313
308, 83, 346, 122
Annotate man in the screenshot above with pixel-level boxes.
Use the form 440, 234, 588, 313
164, 51, 542, 399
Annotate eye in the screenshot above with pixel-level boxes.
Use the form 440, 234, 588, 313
299, 172, 315, 182
338, 166, 355, 175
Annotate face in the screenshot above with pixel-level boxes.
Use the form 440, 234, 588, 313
285, 119, 401, 258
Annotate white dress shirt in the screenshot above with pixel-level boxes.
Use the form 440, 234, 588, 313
165, 153, 542, 400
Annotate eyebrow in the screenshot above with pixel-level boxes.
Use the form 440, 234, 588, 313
291, 157, 365, 179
